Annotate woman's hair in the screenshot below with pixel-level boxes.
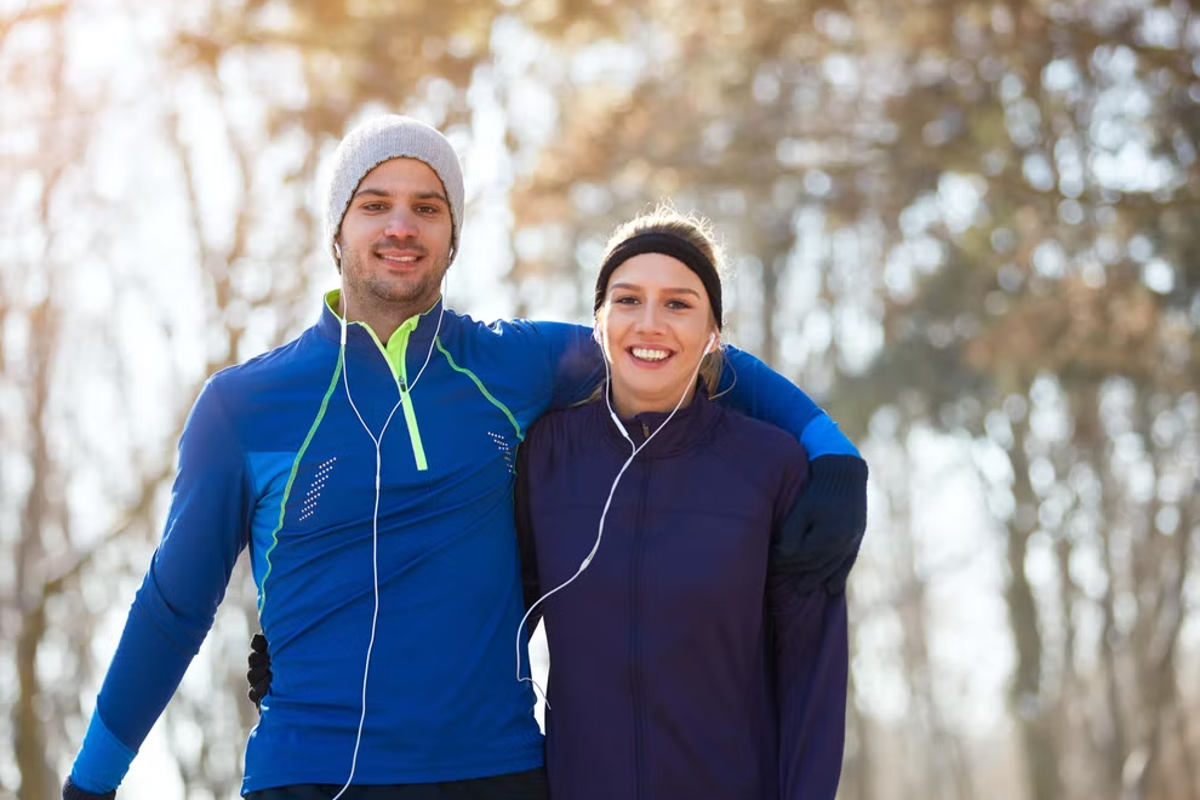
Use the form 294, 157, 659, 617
601, 204, 727, 284
592, 203, 728, 400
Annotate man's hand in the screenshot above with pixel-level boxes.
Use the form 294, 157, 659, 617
62, 777, 115, 799
782, 453, 869, 594
247, 632, 272, 709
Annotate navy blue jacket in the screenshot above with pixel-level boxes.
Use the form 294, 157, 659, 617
515, 390, 853, 800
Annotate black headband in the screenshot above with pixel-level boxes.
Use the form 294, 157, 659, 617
593, 232, 723, 329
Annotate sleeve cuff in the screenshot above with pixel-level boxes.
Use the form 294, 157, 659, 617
69, 709, 136, 795
808, 452, 869, 498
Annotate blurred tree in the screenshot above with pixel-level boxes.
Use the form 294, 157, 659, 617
834, 2, 1200, 800
3, 5, 121, 797
2, 0, 322, 795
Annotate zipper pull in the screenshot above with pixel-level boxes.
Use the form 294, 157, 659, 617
641, 422, 650, 438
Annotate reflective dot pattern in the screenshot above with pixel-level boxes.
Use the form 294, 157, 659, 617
299, 457, 337, 521
488, 432, 515, 475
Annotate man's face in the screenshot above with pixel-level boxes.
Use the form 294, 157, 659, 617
337, 157, 454, 314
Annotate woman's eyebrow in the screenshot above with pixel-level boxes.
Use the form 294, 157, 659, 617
609, 282, 700, 297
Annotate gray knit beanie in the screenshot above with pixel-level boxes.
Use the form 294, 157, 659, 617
325, 114, 465, 265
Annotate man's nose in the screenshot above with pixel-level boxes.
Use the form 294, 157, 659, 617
383, 208, 420, 239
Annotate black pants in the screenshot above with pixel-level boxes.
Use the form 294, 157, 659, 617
244, 768, 549, 800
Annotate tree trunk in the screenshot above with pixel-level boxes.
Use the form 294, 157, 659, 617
15, 301, 56, 799
1005, 416, 1062, 800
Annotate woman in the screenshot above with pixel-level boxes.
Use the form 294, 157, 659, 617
515, 206, 858, 800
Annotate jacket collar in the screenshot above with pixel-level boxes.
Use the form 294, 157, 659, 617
315, 289, 445, 347
316, 291, 448, 340
315, 290, 448, 383
596, 382, 722, 459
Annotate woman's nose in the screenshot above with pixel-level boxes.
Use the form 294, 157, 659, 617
633, 304, 665, 332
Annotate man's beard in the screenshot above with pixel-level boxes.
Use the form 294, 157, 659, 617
342, 245, 450, 307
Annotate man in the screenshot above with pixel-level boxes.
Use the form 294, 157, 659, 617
64, 115, 867, 799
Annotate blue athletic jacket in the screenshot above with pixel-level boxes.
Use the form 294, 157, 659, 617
69, 292, 861, 795
516, 392, 855, 800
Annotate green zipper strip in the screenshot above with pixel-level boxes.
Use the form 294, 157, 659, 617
397, 357, 428, 471
354, 316, 429, 472
258, 350, 344, 615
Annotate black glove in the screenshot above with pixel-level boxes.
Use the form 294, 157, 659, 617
774, 453, 869, 594
62, 777, 115, 799
247, 631, 272, 709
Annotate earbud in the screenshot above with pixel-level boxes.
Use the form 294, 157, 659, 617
705, 332, 717, 354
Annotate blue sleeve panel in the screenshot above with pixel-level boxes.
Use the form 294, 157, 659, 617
70, 378, 254, 793
719, 346, 860, 458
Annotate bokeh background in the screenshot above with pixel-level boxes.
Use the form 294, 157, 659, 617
2, 0, 1198, 798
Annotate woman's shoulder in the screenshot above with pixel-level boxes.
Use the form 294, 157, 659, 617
518, 402, 619, 485
524, 401, 606, 448
712, 403, 810, 465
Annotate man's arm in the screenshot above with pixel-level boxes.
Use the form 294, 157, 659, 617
531, 321, 859, 456
717, 347, 857, 455
718, 346, 868, 573
66, 379, 253, 797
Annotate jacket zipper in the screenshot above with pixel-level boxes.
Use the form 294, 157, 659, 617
629, 460, 651, 799
359, 320, 429, 471
396, 351, 428, 471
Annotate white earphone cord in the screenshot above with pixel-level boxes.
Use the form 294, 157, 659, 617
331, 272, 448, 800
515, 331, 717, 708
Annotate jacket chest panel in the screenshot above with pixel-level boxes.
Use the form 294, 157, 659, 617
533, 461, 774, 612
257, 373, 520, 541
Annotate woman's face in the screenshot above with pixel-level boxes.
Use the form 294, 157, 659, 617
598, 252, 718, 417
